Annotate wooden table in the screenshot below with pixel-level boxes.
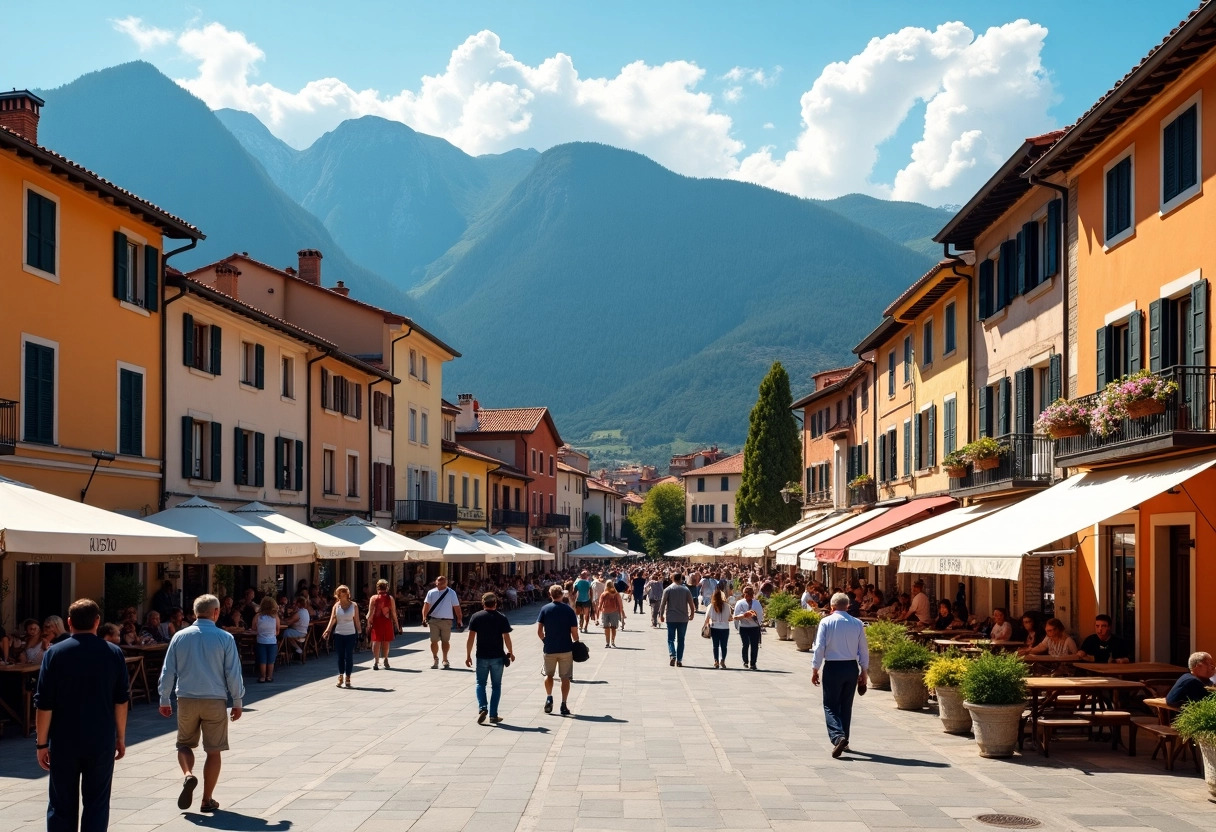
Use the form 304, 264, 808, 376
911, 629, 978, 644
1023, 654, 1084, 675
122, 643, 168, 679
1072, 662, 1188, 681
0, 662, 40, 736
935, 639, 1023, 654
124, 655, 151, 704
1024, 676, 1146, 749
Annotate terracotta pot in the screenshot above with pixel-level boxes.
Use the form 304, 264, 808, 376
774, 619, 791, 641
888, 669, 930, 711
974, 456, 1000, 471
934, 685, 972, 734
868, 651, 890, 689
963, 701, 1027, 758
945, 465, 967, 479
1126, 398, 1167, 419
1048, 423, 1087, 439
1199, 739, 1216, 802
793, 624, 817, 652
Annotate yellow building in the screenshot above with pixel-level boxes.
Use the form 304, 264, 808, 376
0, 91, 203, 622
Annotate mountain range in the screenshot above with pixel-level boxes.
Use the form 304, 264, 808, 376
33, 62, 955, 466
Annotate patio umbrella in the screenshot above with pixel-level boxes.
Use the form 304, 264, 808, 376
411, 528, 515, 563
232, 502, 360, 560
324, 516, 443, 561
662, 540, 720, 559
719, 531, 777, 559
143, 497, 315, 565
567, 541, 623, 559
490, 530, 555, 561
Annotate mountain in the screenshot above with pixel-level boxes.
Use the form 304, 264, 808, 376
34, 62, 420, 315
816, 194, 955, 258
216, 109, 539, 282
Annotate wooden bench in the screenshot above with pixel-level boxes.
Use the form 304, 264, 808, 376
1138, 697, 1202, 772
1080, 710, 1136, 754
1036, 717, 1091, 756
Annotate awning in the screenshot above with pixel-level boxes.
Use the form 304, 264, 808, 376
798, 507, 892, 569
814, 496, 957, 563
412, 528, 515, 563
848, 500, 1015, 566
766, 509, 837, 554
322, 516, 443, 562
144, 497, 315, 565
900, 452, 1216, 579
773, 512, 852, 565
664, 540, 720, 559
0, 476, 197, 561
232, 503, 360, 560
718, 531, 777, 559
489, 530, 555, 561
568, 541, 623, 559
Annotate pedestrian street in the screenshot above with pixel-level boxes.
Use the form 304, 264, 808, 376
0, 606, 1211, 832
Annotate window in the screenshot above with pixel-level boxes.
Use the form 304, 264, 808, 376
1162, 99, 1199, 209
372, 462, 395, 511
997, 240, 1017, 308
902, 336, 912, 383
444, 418, 453, 441
549, 455, 554, 477
1017, 220, 1040, 294
320, 370, 362, 418
922, 320, 934, 366
1096, 311, 1143, 388
125, 240, 140, 302
462, 475, 470, 508
720, 476, 729, 491
25, 187, 57, 277
182, 314, 221, 374
861, 380, 868, 412
182, 417, 221, 482
118, 367, 143, 456
806, 462, 830, 495
721, 504, 729, 523
914, 405, 936, 470
281, 356, 295, 398
23, 339, 56, 444
978, 258, 996, 319
514, 487, 521, 510
346, 453, 359, 498
240, 342, 264, 388
408, 407, 418, 442
474, 479, 481, 510
408, 349, 418, 377
531, 449, 537, 471
1147, 285, 1207, 373
448, 473, 457, 504
372, 391, 392, 428
887, 350, 895, 397
273, 437, 304, 491
944, 302, 956, 354
1104, 150, 1134, 246
233, 428, 264, 487
978, 378, 1012, 438
323, 449, 336, 494
697, 477, 705, 492
942, 396, 957, 456
421, 355, 429, 383
420, 411, 429, 446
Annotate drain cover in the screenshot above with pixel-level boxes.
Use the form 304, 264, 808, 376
975, 815, 1042, 829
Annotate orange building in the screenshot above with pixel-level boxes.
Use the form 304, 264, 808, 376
792, 363, 873, 513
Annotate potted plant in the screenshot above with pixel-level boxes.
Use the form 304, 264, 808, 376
1098, 369, 1179, 422
765, 592, 798, 640
964, 437, 1006, 471
1035, 398, 1090, 439
1173, 693, 1216, 800
848, 473, 874, 488
788, 608, 821, 652
925, 654, 973, 734
881, 639, 934, 711
863, 620, 908, 690
961, 652, 1029, 757
942, 450, 969, 478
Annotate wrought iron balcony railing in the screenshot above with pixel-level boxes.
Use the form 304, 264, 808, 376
949, 433, 1054, 497
0, 398, 15, 455
395, 499, 458, 524
846, 480, 876, 507
492, 508, 530, 526
544, 513, 571, 528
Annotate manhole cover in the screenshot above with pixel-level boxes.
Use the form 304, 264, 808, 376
975, 815, 1041, 829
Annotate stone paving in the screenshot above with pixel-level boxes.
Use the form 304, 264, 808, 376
1, 605, 1212, 832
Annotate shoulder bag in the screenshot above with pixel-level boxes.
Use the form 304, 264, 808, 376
424, 587, 452, 624
571, 640, 590, 662
701, 615, 712, 639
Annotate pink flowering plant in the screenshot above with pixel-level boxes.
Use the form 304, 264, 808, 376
1091, 370, 1178, 437
1035, 398, 1090, 438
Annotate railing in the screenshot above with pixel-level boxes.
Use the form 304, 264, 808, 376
395, 499, 458, 524
0, 398, 15, 455
493, 508, 529, 526
1054, 366, 1216, 463
544, 513, 571, 528
951, 433, 1053, 495
847, 481, 877, 507
806, 489, 833, 507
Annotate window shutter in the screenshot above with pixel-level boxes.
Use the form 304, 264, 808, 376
877, 433, 886, 481
210, 422, 222, 482
1128, 310, 1144, 373
254, 344, 265, 389
321, 368, 330, 409
1022, 221, 1039, 290
979, 385, 992, 438
143, 246, 159, 312
1048, 354, 1062, 405
181, 416, 195, 479
1106, 165, 1120, 240
209, 325, 222, 375
183, 313, 195, 367
294, 440, 304, 491
1001, 240, 1018, 306
1164, 117, 1179, 201
1096, 326, 1112, 389
355, 384, 363, 419
1015, 229, 1027, 296
23, 343, 54, 444
846, 447, 855, 481
997, 377, 1011, 436
1148, 299, 1163, 372
373, 462, 384, 511
113, 231, 128, 301
944, 398, 956, 454
862, 441, 869, 474
1117, 160, 1132, 235
978, 260, 993, 319
122, 370, 142, 455
1014, 368, 1031, 434
913, 412, 922, 470
1045, 199, 1061, 278
1191, 279, 1207, 367
389, 397, 395, 430
275, 438, 286, 489
387, 464, 395, 506
373, 392, 382, 428
902, 421, 911, 477
1180, 105, 1198, 194
233, 426, 246, 486
254, 432, 265, 487
927, 405, 936, 466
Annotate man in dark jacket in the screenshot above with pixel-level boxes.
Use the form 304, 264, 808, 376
1167, 651, 1215, 707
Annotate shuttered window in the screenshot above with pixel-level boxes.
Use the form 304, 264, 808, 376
1105, 155, 1133, 243
942, 397, 957, 455
26, 189, 56, 275
118, 368, 143, 456
1019, 220, 1040, 292
944, 302, 956, 354
902, 420, 912, 477
1014, 367, 1034, 435
1044, 199, 1062, 279
23, 341, 55, 444
996, 378, 1012, 436
978, 259, 994, 319
1162, 102, 1199, 205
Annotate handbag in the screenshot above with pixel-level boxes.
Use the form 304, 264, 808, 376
571, 640, 590, 662
701, 617, 712, 639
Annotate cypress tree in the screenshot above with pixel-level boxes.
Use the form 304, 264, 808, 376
735, 361, 801, 532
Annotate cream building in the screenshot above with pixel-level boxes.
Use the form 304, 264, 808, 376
682, 452, 742, 546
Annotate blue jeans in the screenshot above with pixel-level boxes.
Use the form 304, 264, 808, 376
666, 621, 688, 661
475, 657, 505, 716
738, 626, 760, 666
821, 660, 860, 744
710, 627, 729, 662
47, 744, 114, 832
334, 633, 356, 676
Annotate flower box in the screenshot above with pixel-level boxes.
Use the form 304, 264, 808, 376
945, 465, 967, 479
974, 456, 999, 471
1126, 398, 1167, 419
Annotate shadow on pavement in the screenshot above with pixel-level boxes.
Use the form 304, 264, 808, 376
183, 809, 292, 830
571, 679, 608, 684
569, 714, 627, 723
840, 750, 949, 768
347, 686, 395, 693
492, 724, 550, 733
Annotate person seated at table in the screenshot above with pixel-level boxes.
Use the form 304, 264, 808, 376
159, 607, 185, 641
1079, 614, 1131, 664
800, 584, 817, 610
898, 580, 932, 625
1017, 612, 1042, 649
99, 623, 122, 645
44, 615, 69, 645
311, 592, 330, 620
1167, 651, 1216, 707
119, 621, 139, 646
283, 594, 311, 658
239, 588, 259, 628
933, 600, 964, 630
988, 608, 1013, 641
139, 611, 169, 644
1019, 617, 1084, 660
17, 618, 48, 664
120, 607, 139, 627
217, 596, 242, 629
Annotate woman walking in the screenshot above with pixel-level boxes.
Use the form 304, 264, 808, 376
733, 585, 764, 670
324, 585, 361, 687
703, 589, 733, 668
255, 596, 280, 683
597, 582, 626, 647
367, 579, 400, 670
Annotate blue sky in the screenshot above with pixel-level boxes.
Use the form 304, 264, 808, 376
10, 1, 1201, 206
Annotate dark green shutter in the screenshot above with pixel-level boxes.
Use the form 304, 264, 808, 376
1128, 310, 1144, 373
1001, 240, 1018, 306
112, 231, 128, 301
1148, 299, 1163, 372
1022, 221, 1039, 290
997, 377, 1011, 436
862, 441, 869, 474
903, 420, 912, 476
23, 343, 54, 444
912, 412, 922, 470
877, 433, 886, 481
183, 313, 195, 367
234, 426, 246, 485
995, 252, 1008, 312
927, 405, 937, 466
209, 325, 222, 375
1191, 280, 1207, 367
210, 421, 222, 482
944, 397, 956, 454
254, 432, 265, 487
119, 369, 142, 456
979, 385, 991, 438
1048, 354, 1062, 404
144, 246, 159, 312
1096, 326, 1113, 389
1164, 117, 1179, 202
1014, 368, 1028, 434
254, 344, 265, 389
1015, 229, 1027, 296
274, 438, 286, 489
294, 440, 304, 490
27, 190, 57, 274
321, 368, 330, 408
1180, 105, 1198, 195
978, 260, 993, 319
1045, 199, 1061, 278
181, 416, 194, 478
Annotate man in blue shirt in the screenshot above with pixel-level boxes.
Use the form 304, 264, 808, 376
159, 594, 245, 814
1167, 651, 1215, 707
537, 584, 580, 716
34, 598, 129, 832
572, 571, 593, 633
811, 592, 869, 758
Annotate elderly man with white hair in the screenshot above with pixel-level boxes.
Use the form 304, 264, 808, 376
1167, 651, 1215, 707
811, 591, 869, 758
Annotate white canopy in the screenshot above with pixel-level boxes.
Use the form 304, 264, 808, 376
663, 540, 720, 559
144, 497, 315, 565
411, 528, 515, 563
568, 541, 624, 559
768, 509, 845, 562
719, 531, 777, 559
900, 453, 1216, 579
232, 503, 360, 560
797, 507, 891, 569
846, 501, 1012, 566
320, 516, 443, 562
489, 530, 555, 561
0, 476, 197, 561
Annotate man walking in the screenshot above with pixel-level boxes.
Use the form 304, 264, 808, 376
658, 572, 697, 667
34, 599, 129, 832
631, 570, 646, 615
572, 571, 593, 632
159, 594, 244, 813
811, 592, 869, 758
422, 575, 463, 669
645, 572, 664, 627
465, 592, 514, 724
537, 584, 580, 716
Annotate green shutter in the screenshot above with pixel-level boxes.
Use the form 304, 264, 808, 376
1014, 368, 1029, 434
913, 412, 922, 470
183, 313, 195, 367
113, 231, 128, 301
1001, 240, 1018, 306
1164, 117, 1179, 202
903, 421, 912, 477
294, 440, 304, 490
1049, 354, 1062, 404
1191, 280, 1207, 367
23, 343, 55, 444
274, 438, 286, 489
978, 385, 991, 438
233, 426, 246, 485
1045, 199, 1061, 278
1096, 326, 1112, 389
1128, 310, 1144, 373
144, 246, 160, 312
995, 253, 1008, 312
1148, 299, 1163, 372
119, 369, 142, 456
26, 190, 56, 274
1180, 105, 1198, 194
1015, 229, 1027, 296
321, 368, 329, 408
209, 325, 222, 375
927, 404, 937, 466
997, 378, 1011, 436
254, 343, 265, 389
1023, 221, 1039, 290
877, 433, 886, 481
254, 432, 265, 487
978, 260, 993, 319
181, 415, 194, 479
211, 421, 222, 482
944, 398, 956, 454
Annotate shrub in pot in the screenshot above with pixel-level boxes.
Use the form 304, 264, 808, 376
963, 437, 1007, 471
788, 608, 821, 652
942, 450, 969, 479
961, 652, 1028, 758
925, 654, 973, 734
881, 639, 934, 711
1173, 693, 1216, 801
765, 592, 798, 640
863, 620, 907, 690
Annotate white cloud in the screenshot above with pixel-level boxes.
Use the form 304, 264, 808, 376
721, 66, 781, 87
112, 16, 174, 51
723, 86, 743, 103
762, 122, 775, 130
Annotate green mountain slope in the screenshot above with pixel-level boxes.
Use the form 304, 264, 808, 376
34, 62, 419, 315
816, 193, 956, 258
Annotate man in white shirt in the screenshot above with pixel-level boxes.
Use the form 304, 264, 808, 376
589, 574, 607, 624
899, 580, 931, 625
699, 573, 718, 607
811, 592, 869, 758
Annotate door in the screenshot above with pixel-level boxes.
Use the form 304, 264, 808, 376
1168, 526, 1192, 666
1107, 526, 1137, 659
16, 563, 70, 624
1039, 557, 1056, 618
182, 564, 208, 608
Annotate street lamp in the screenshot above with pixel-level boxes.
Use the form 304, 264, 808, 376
779, 483, 804, 505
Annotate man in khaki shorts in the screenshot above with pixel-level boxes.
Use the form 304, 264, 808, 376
536, 584, 580, 716
422, 575, 463, 669
159, 594, 244, 813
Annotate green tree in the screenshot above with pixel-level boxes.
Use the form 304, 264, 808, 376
735, 360, 802, 532
586, 513, 603, 544
634, 482, 687, 556
620, 514, 645, 552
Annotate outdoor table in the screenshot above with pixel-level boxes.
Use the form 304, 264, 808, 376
124, 655, 151, 704
1072, 662, 1188, 681
122, 643, 168, 678
1024, 676, 1146, 751
911, 629, 978, 644
0, 662, 40, 736
1023, 654, 1082, 676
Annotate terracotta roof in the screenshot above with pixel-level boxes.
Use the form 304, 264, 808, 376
622, 493, 644, 505
556, 461, 587, 476
852, 316, 903, 356
652, 475, 681, 486
1028, 2, 1216, 179
680, 452, 743, 477
883, 260, 966, 323
459, 407, 563, 445
488, 462, 532, 482
0, 124, 202, 239
791, 362, 868, 410
587, 478, 622, 494
440, 399, 461, 415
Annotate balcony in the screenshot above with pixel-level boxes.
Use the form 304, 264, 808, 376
0, 398, 15, 455
846, 481, 877, 507
949, 433, 1054, 498
805, 489, 833, 508
1053, 366, 1216, 467
544, 513, 571, 528
395, 499, 458, 524
492, 508, 529, 526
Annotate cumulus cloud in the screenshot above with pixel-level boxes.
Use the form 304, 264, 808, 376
721, 66, 781, 87
723, 86, 743, 103
111, 16, 174, 51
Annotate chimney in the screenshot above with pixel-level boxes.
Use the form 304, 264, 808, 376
297, 249, 323, 285
0, 90, 44, 144
455, 394, 479, 432
331, 280, 350, 297
212, 263, 240, 299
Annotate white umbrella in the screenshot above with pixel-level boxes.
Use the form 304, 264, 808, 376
719, 531, 777, 559
0, 476, 196, 561
567, 541, 623, 559
491, 530, 555, 561
232, 502, 360, 560
144, 497, 314, 565
412, 528, 515, 563
663, 540, 720, 559
324, 516, 443, 561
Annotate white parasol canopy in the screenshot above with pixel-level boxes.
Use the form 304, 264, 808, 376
567, 541, 624, 559
303, 515, 442, 562
491, 530, 555, 561
143, 497, 315, 565
411, 528, 515, 563
718, 531, 777, 559
663, 540, 721, 559
232, 503, 360, 560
